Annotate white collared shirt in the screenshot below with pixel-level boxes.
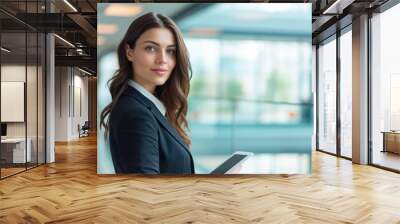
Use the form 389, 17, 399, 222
128, 80, 166, 116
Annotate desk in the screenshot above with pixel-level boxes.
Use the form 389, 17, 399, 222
382, 131, 400, 154
1, 138, 31, 163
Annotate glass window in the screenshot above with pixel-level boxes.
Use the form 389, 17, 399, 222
317, 37, 337, 154
371, 3, 400, 171
186, 38, 313, 173
340, 29, 352, 158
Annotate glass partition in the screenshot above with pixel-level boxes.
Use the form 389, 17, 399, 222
38, 32, 45, 165
0, 0, 46, 179
1, 30, 28, 177
27, 31, 38, 169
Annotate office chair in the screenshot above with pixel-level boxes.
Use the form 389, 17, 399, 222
79, 121, 90, 138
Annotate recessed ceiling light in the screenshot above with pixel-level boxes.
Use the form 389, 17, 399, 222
98, 24, 118, 35
323, 0, 354, 14
104, 4, 142, 17
63, 0, 78, 12
1, 47, 11, 53
188, 28, 219, 37
78, 67, 92, 76
54, 34, 75, 48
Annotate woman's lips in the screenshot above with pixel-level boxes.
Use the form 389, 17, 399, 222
151, 69, 168, 76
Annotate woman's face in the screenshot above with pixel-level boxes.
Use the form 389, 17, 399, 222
126, 27, 177, 94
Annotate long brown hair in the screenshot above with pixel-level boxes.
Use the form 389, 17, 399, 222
100, 12, 192, 147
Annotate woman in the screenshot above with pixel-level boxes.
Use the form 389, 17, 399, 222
100, 12, 194, 174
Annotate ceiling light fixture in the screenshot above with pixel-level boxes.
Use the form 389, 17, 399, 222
323, 0, 355, 15
1, 47, 11, 53
98, 24, 118, 35
54, 34, 75, 48
188, 28, 219, 37
78, 67, 92, 76
104, 4, 142, 17
63, 0, 78, 12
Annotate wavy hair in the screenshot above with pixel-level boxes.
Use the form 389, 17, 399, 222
100, 12, 192, 147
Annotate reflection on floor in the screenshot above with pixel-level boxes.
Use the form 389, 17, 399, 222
0, 167, 25, 178
194, 153, 310, 174
373, 151, 400, 171
0, 162, 41, 178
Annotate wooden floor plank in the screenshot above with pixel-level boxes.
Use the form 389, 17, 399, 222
1, 134, 400, 223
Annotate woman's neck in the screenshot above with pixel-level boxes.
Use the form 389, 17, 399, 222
132, 79, 155, 95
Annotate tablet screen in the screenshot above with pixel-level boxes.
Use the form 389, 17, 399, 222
210, 154, 249, 174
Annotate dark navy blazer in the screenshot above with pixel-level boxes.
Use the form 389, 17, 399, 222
109, 85, 195, 174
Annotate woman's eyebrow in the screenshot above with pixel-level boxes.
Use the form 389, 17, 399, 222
144, 40, 176, 47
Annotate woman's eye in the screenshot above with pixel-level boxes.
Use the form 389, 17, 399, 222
145, 46, 156, 52
167, 49, 176, 55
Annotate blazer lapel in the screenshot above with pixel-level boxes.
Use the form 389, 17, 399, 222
125, 86, 191, 152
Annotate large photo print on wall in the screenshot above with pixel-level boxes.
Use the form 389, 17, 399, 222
97, 3, 313, 174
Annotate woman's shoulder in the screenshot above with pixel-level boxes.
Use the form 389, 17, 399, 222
109, 94, 159, 137
111, 92, 156, 123
115, 93, 151, 114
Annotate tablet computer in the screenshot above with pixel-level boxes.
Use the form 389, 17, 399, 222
210, 151, 253, 174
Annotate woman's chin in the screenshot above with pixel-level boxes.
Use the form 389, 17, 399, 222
153, 78, 168, 86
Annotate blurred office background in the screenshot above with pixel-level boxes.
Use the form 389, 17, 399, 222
97, 3, 313, 174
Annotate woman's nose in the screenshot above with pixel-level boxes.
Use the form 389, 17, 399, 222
156, 51, 167, 64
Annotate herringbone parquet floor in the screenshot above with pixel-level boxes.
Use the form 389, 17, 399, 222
1, 134, 400, 223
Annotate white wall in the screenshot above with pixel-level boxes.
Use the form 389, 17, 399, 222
55, 66, 69, 141
55, 67, 89, 141
72, 73, 89, 138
